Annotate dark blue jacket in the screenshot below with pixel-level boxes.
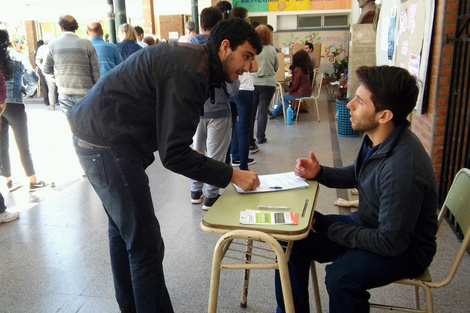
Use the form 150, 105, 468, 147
116, 40, 142, 61
317, 122, 438, 271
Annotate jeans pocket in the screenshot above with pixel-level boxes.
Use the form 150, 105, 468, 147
77, 153, 108, 187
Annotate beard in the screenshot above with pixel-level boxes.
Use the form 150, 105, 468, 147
351, 114, 379, 133
221, 53, 236, 83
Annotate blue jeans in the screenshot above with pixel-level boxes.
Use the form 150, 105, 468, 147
73, 136, 173, 313
230, 90, 255, 170
275, 214, 424, 313
59, 94, 85, 115
271, 93, 310, 117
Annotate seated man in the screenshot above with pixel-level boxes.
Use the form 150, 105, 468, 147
275, 65, 438, 313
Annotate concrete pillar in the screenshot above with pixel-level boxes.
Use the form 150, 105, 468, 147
348, 24, 377, 97
114, 0, 127, 41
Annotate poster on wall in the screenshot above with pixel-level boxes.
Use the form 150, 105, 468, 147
376, 0, 434, 115
233, 0, 351, 12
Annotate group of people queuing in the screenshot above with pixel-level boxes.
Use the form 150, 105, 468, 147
1, 2, 439, 313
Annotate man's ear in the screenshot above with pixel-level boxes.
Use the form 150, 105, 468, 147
378, 109, 394, 124
218, 39, 231, 59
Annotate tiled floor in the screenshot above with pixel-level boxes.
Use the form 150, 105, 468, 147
0, 91, 468, 313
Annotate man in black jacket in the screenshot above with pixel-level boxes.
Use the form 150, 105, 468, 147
275, 66, 438, 313
68, 18, 262, 313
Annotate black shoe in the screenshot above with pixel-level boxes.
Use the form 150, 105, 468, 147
258, 138, 267, 144
29, 181, 48, 192
232, 158, 255, 166
191, 190, 203, 204
203, 195, 220, 211
249, 144, 260, 154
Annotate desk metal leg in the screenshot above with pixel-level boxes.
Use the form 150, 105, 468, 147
207, 230, 295, 313
240, 239, 253, 308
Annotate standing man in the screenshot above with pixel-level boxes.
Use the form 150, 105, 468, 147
35, 38, 58, 110
68, 18, 262, 313
187, 6, 237, 210
87, 22, 122, 77
303, 42, 317, 69
133, 25, 148, 48
43, 15, 99, 114
275, 66, 438, 313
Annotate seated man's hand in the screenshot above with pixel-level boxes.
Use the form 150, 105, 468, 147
295, 151, 321, 179
231, 169, 260, 191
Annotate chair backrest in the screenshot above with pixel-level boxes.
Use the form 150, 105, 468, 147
312, 69, 323, 100
434, 168, 470, 287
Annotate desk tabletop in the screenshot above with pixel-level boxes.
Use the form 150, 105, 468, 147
201, 180, 319, 240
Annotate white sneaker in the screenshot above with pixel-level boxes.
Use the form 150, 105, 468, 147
0, 210, 20, 224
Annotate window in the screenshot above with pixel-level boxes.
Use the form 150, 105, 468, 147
278, 14, 350, 30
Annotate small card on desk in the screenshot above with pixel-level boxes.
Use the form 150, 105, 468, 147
239, 210, 299, 225
233, 171, 309, 194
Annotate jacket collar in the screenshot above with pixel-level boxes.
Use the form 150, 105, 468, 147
362, 121, 410, 158
204, 40, 224, 103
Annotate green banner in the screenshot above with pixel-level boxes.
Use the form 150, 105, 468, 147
233, 0, 268, 13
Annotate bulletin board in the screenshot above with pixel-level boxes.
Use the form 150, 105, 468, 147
376, 0, 435, 115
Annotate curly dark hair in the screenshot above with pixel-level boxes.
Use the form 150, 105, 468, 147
290, 50, 311, 75
0, 27, 12, 78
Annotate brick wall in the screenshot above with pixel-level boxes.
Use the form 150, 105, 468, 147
24, 20, 38, 67
410, 0, 458, 184
158, 15, 185, 42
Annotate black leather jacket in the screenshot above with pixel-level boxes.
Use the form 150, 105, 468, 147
68, 41, 233, 188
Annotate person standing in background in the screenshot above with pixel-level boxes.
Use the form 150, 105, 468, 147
1, 27, 48, 192
116, 23, 142, 61
43, 14, 99, 114
0, 26, 20, 223
134, 25, 148, 48
35, 38, 59, 110
228, 6, 259, 168
178, 21, 197, 43
87, 22, 122, 77
250, 24, 278, 145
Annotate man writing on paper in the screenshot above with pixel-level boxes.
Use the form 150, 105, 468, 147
68, 18, 261, 313
275, 66, 438, 313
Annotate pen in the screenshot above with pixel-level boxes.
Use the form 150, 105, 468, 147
258, 205, 290, 210
301, 199, 309, 217
270, 186, 283, 189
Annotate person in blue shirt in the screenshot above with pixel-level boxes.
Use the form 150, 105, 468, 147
87, 22, 122, 77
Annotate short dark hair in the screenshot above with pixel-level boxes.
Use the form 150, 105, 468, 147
208, 18, 262, 55
355, 65, 419, 125
305, 42, 313, 50
58, 15, 79, 31
134, 25, 144, 36
200, 7, 223, 31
